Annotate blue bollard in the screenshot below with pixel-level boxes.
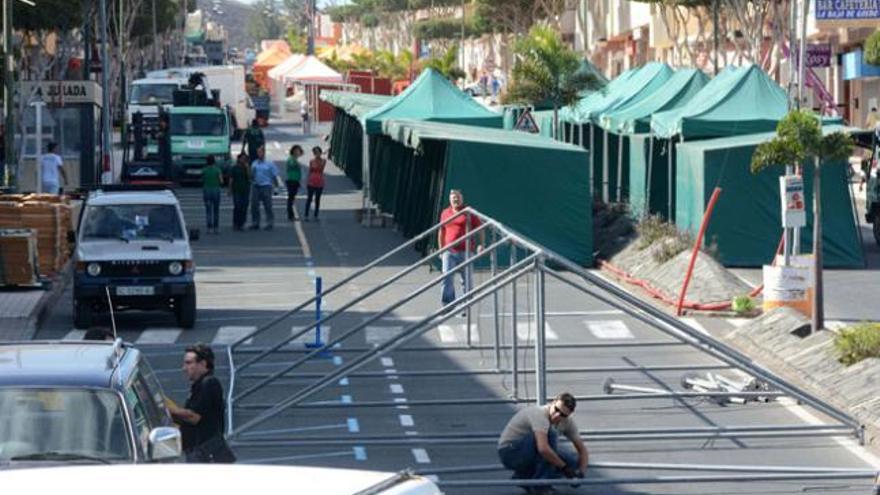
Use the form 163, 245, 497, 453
305, 276, 330, 357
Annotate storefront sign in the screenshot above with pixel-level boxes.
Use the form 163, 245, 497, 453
816, 0, 880, 26
780, 175, 807, 228
20, 81, 102, 106
805, 44, 832, 68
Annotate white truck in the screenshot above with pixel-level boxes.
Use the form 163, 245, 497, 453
126, 77, 188, 128
147, 65, 254, 138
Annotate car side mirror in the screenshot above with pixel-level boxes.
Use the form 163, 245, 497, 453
148, 427, 182, 461
67, 230, 77, 244
189, 228, 200, 241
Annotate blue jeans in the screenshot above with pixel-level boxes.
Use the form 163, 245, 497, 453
203, 189, 220, 229
251, 185, 274, 227
441, 251, 471, 305
232, 191, 249, 229
498, 429, 578, 480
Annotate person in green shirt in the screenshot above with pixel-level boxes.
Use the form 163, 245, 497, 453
286, 145, 304, 221
202, 155, 223, 234
243, 119, 265, 164
228, 153, 251, 231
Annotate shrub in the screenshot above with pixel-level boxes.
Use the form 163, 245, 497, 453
636, 215, 677, 250
866, 29, 880, 66
731, 295, 755, 315
834, 322, 880, 366
652, 231, 693, 263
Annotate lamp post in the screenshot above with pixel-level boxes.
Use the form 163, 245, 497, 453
307, 0, 316, 56
3, 0, 14, 188
99, 0, 113, 184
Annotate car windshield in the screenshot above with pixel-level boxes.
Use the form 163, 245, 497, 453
80, 204, 184, 241
0, 388, 132, 462
170, 113, 226, 136
130, 84, 178, 105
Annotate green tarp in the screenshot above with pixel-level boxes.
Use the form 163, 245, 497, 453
603, 69, 709, 135
559, 67, 638, 124
364, 68, 503, 134
675, 128, 864, 268
380, 119, 593, 265
321, 91, 393, 187
321, 90, 393, 119
628, 134, 672, 219
651, 64, 788, 139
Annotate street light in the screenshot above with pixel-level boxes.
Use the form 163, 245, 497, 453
4, 0, 37, 190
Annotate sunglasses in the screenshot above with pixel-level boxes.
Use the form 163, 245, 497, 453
553, 404, 570, 418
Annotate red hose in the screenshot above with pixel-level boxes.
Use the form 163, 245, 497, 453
677, 187, 723, 316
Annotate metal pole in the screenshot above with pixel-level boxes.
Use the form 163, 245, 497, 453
181, 0, 187, 65
796, 0, 809, 108
3, 0, 14, 188
533, 259, 546, 404
602, 129, 609, 202
510, 243, 518, 399
646, 135, 654, 217
491, 230, 500, 369
99, 0, 113, 184
589, 125, 595, 196
362, 130, 370, 224
433, 472, 878, 488
616, 133, 624, 202
788, 0, 797, 107
713, 0, 719, 75
306, 0, 316, 56
419, 461, 873, 475
465, 209, 472, 347
152, 0, 158, 69
33, 102, 43, 192
668, 136, 674, 219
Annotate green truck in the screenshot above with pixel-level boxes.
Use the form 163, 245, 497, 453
168, 106, 232, 181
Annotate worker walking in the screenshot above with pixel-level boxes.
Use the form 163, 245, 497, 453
497, 392, 589, 494
243, 119, 265, 164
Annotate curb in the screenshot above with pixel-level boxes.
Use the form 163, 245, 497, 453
0, 261, 72, 341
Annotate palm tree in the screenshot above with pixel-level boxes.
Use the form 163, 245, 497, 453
751, 110, 853, 333
506, 25, 604, 133
423, 44, 465, 82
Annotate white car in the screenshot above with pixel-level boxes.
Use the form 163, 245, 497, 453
0, 464, 443, 494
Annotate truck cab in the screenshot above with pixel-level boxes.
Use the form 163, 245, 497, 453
126, 78, 188, 129
168, 106, 232, 181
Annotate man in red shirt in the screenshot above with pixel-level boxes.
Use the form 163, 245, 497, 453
438, 190, 484, 306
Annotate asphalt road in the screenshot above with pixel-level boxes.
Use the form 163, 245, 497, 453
34, 121, 880, 494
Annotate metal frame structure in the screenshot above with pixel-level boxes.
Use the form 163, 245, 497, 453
224, 207, 873, 488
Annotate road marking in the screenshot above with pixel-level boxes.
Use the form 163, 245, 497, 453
136, 328, 182, 344
681, 317, 710, 336
381, 357, 394, 367
437, 324, 479, 343
726, 318, 751, 329
353, 446, 367, 461
338, 377, 349, 386
347, 418, 360, 433
390, 383, 405, 394
333, 356, 344, 366
272, 140, 281, 150
340, 395, 352, 404
213, 326, 255, 345
366, 326, 402, 345
63, 330, 85, 341
246, 451, 353, 464
394, 398, 409, 410
290, 325, 332, 346
399, 414, 414, 427
586, 320, 633, 340
411, 448, 431, 464
516, 322, 559, 341
405, 431, 420, 436
485, 310, 626, 317
294, 216, 312, 258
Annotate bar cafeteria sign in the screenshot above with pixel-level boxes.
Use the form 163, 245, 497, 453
816, 0, 880, 27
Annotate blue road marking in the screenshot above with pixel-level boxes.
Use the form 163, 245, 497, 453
353, 446, 367, 461
347, 418, 360, 433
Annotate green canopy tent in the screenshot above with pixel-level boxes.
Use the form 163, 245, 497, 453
597, 68, 709, 218
379, 119, 593, 266
675, 126, 864, 268
320, 90, 393, 187
648, 64, 789, 220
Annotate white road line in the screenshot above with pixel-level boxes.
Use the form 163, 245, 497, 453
333, 356, 344, 366
340, 395, 352, 403
437, 324, 479, 343
347, 418, 360, 433
245, 450, 353, 464
213, 326, 255, 345
390, 383, 405, 394
404, 431, 420, 436
381, 357, 394, 367
515, 322, 559, 342
338, 377, 350, 386
289, 325, 331, 346
353, 446, 367, 461
136, 328, 182, 344
63, 330, 85, 341
411, 448, 431, 464
272, 140, 281, 150
726, 318, 751, 329
681, 317, 710, 336
366, 326, 402, 345
394, 398, 409, 410
294, 216, 312, 258
586, 320, 633, 340
399, 414, 414, 427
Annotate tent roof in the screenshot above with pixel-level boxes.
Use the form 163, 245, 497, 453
268, 54, 306, 80
575, 58, 609, 86
383, 119, 587, 153
675, 124, 864, 152
601, 69, 709, 134
651, 64, 788, 139
560, 63, 672, 124
254, 46, 290, 68
321, 90, 394, 119
363, 68, 502, 134
282, 55, 343, 83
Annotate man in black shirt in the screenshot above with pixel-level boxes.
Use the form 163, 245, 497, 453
167, 344, 234, 463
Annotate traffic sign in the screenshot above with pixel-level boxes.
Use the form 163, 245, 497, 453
780, 175, 806, 228
514, 109, 540, 134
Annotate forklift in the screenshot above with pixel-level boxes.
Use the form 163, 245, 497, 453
120, 108, 174, 185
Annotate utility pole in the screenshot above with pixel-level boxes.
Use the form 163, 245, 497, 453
152, 0, 158, 69
99, 0, 112, 184
460, 0, 465, 72
796, 0, 809, 109
3, 0, 14, 188
181, 0, 187, 65
713, 0, 719, 75
307, 0, 316, 56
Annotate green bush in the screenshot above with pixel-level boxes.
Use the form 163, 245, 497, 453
865, 30, 880, 66
653, 232, 693, 263
834, 322, 880, 366
636, 215, 677, 250
731, 295, 755, 315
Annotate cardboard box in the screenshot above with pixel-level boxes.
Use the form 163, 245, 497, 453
0, 229, 39, 286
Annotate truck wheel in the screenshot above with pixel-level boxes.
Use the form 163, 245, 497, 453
874, 219, 880, 247
175, 293, 197, 329
73, 299, 93, 330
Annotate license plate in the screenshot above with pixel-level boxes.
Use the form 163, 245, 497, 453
186, 168, 203, 175
187, 139, 205, 149
116, 286, 154, 296
146, 144, 158, 154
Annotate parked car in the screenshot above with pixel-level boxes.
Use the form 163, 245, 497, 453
0, 340, 181, 468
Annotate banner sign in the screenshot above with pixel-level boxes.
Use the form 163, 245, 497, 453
815, 1, 880, 24
805, 44, 832, 68
780, 175, 807, 228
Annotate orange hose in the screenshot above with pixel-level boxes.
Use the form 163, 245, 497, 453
677, 187, 723, 316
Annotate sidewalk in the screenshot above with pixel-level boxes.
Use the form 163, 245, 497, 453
0, 266, 71, 341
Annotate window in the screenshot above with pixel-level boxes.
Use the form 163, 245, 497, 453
130, 84, 179, 105
136, 360, 172, 427
124, 386, 151, 456
170, 113, 227, 136
0, 388, 132, 461
80, 204, 184, 241
22, 106, 83, 158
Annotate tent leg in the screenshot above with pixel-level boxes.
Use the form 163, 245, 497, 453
579, 124, 585, 150
603, 129, 610, 203
617, 134, 624, 203
668, 136, 675, 220
362, 131, 371, 225
646, 135, 654, 219
589, 125, 595, 197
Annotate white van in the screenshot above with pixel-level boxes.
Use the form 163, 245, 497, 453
0, 464, 443, 494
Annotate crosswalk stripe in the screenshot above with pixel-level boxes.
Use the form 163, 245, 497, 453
437, 324, 479, 343
515, 322, 559, 342
411, 448, 431, 464
290, 325, 332, 346
366, 326, 402, 345
213, 326, 256, 345
63, 330, 85, 341
136, 328, 182, 344
586, 320, 633, 340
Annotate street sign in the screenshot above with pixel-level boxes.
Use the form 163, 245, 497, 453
805, 44, 832, 68
815, 0, 880, 27
780, 175, 806, 228
514, 109, 540, 134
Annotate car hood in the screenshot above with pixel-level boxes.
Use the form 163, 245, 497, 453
76, 240, 191, 262
0, 459, 116, 470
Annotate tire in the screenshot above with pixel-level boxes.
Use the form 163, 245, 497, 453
175, 292, 197, 329
73, 299, 93, 330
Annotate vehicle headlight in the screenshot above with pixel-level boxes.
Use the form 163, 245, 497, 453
168, 261, 183, 276
87, 262, 102, 277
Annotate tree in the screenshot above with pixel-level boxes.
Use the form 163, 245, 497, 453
751, 110, 853, 334
423, 44, 465, 81
866, 29, 880, 67
506, 25, 603, 134
248, 0, 287, 41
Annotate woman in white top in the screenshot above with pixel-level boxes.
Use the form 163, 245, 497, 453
40, 142, 68, 194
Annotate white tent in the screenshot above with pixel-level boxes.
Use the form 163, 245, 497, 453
282, 55, 343, 83
268, 54, 306, 82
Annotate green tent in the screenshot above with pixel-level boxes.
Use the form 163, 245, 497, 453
363, 68, 503, 134
321, 90, 393, 187
675, 127, 864, 268
651, 64, 788, 139
628, 133, 673, 219
603, 69, 709, 135
380, 119, 593, 266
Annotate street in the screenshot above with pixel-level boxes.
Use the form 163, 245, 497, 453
34, 120, 880, 494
